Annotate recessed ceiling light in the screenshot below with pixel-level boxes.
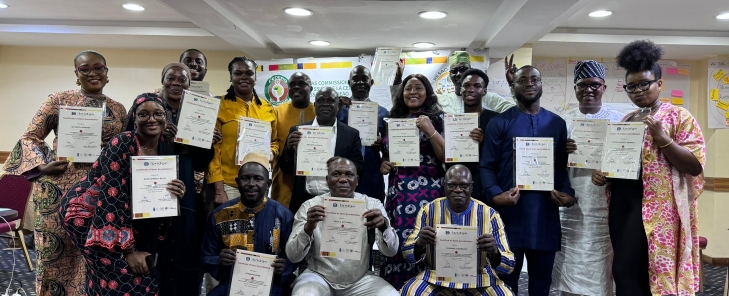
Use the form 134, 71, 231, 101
0, 3, 9, 9
285, 8, 313, 16
717, 12, 729, 20
418, 11, 447, 19
413, 42, 435, 48
309, 40, 330, 46
122, 4, 145, 11
589, 10, 612, 17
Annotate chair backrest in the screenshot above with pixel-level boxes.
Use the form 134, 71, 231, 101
0, 174, 32, 221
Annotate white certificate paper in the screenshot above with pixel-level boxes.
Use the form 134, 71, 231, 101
320, 197, 366, 260
56, 106, 103, 163
568, 119, 608, 169
371, 47, 402, 85
295, 126, 333, 176
435, 225, 478, 285
189, 81, 210, 95
131, 156, 178, 219
601, 122, 645, 180
514, 137, 554, 191
349, 101, 379, 146
387, 118, 419, 167
237, 117, 272, 165
229, 250, 275, 296
444, 113, 479, 163
174, 91, 221, 149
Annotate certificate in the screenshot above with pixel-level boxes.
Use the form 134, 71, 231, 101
387, 118, 419, 167
444, 113, 479, 163
189, 81, 210, 95
320, 197, 366, 260
371, 47, 402, 85
568, 119, 608, 169
131, 156, 178, 219
237, 117, 272, 165
174, 91, 221, 149
514, 137, 554, 191
601, 122, 645, 180
348, 101, 379, 146
295, 126, 333, 176
229, 250, 275, 296
56, 106, 103, 163
435, 224, 478, 285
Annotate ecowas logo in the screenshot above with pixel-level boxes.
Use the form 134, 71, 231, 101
264, 75, 290, 106
433, 68, 455, 95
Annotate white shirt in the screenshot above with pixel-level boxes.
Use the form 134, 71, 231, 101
305, 117, 338, 195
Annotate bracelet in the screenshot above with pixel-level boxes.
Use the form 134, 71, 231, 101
659, 139, 674, 149
428, 131, 439, 139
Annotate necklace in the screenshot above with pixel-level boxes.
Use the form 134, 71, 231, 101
141, 145, 157, 153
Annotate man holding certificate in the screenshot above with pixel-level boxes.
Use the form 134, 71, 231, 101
480, 65, 575, 296
281, 87, 364, 213
401, 165, 515, 295
286, 157, 399, 296
201, 152, 294, 296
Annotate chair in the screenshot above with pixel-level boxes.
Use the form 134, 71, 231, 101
699, 236, 707, 292
0, 174, 34, 271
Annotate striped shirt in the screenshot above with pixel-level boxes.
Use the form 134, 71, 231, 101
402, 197, 515, 290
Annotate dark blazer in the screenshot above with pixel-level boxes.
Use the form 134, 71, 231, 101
280, 120, 364, 213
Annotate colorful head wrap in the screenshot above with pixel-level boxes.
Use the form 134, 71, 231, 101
449, 51, 471, 67
161, 62, 192, 85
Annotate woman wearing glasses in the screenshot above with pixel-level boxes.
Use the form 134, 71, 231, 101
2, 50, 127, 295
592, 40, 705, 295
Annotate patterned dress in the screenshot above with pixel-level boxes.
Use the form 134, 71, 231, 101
3, 90, 126, 296
608, 103, 705, 295
61, 131, 173, 296
380, 112, 445, 290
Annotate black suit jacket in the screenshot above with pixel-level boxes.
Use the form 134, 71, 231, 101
280, 120, 364, 212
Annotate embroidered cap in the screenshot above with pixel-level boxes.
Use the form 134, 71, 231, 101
240, 152, 270, 171
573, 60, 606, 84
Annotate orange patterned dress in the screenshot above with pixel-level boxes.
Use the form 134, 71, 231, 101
3, 90, 127, 296
610, 103, 705, 295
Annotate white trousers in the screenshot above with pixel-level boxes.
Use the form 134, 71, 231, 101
292, 272, 399, 296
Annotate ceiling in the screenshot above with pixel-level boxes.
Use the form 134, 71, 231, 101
0, 0, 727, 60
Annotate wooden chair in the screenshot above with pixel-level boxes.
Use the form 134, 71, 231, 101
0, 174, 34, 271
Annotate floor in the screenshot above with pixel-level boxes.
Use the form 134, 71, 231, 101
1, 234, 727, 296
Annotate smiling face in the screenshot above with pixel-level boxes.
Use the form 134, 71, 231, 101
403, 78, 427, 111
314, 88, 339, 122
326, 159, 359, 198
574, 77, 606, 107
348, 66, 374, 100
460, 74, 486, 108
162, 67, 190, 102
74, 53, 108, 94
134, 101, 166, 137
288, 72, 312, 104
230, 60, 256, 96
449, 62, 470, 94
511, 67, 543, 106
180, 50, 207, 81
444, 165, 473, 213
236, 163, 271, 206
625, 70, 662, 108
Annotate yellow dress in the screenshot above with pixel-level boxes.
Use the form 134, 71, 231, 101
270, 101, 315, 208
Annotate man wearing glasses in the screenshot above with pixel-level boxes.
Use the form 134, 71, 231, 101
479, 65, 575, 296
552, 60, 625, 296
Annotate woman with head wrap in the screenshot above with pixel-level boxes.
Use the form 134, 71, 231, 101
124, 63, 218, 295
61, 93, 186, 296
592, 40, 705, 295
2, 50, 127, 295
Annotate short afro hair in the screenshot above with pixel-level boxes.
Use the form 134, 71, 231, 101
460, 68, 490, 88
616, 40, 664, 80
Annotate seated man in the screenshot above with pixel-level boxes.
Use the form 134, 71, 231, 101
201, 152, 295, 296
401, 165, 515, 295
286, 157, 399, 296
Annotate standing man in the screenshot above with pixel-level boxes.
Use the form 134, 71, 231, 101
280, 87, 364, 213
180, 49, 208, 81
201, 152, 295, 296
479, 65, 576, 296
272, 72, 317, 208
551, 61, 624, 296
336, 65, 389, 202
286, 157, 399, 296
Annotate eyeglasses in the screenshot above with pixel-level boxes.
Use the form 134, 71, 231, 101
623, 80, 658, 93
137, 111, 166, 121
76, 65, 107, 76
164, 76, 188, 85
450, 67, 470, 75
515, 78, 542, 85
446, 182, 472, 191
576, 83, 604, 91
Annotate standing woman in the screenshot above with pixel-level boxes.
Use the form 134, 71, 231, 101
61, 94, 186, 296
592, 40, 705, 295
379, 74, 446, 289
208, 57, 278, 203
3, 50, 127, 295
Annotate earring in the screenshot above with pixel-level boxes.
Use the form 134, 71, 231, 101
76, 79, 81, 86
106, 78, 110, 84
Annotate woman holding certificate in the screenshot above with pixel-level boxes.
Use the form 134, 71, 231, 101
379, 74, 446, 289
592, 40, 705, 295
3, 50, 127, 295
61, 94, 187, 296
208, 57, 278, 204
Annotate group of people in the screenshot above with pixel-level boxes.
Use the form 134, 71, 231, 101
3, 38, 706, 296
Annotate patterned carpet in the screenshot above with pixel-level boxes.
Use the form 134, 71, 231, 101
1, 233, 727, 296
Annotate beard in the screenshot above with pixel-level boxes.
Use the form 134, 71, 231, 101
514, 88, 543, 106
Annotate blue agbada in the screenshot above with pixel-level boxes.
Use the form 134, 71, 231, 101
201, 197, 295, 296
336, 104, 389, 202
479, 107, 574, 252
